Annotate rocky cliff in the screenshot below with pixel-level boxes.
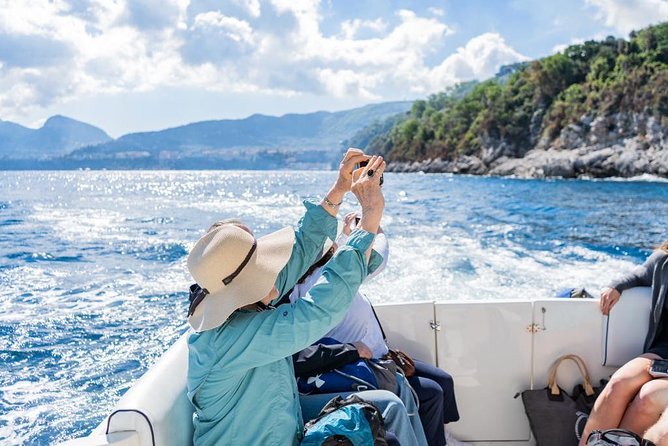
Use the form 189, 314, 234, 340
390, 112, 668, 178
372, 22, 668, 178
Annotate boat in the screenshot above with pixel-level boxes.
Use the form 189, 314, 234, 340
58, 287, 652, 446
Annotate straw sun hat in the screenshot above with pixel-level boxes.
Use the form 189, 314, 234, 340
186, 224, 295, 332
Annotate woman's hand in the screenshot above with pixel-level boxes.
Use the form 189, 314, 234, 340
600, 287, 621, 315
336, 148, 370, 193
352, 341, 373, 359
351, 155, 385, 235
342, 212, 358, 236
321, 148, 370, 216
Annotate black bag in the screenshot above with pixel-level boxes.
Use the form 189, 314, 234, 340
366, 359, 399, 393
573, 378, 607, 413
573, 378, 609, 440
522, 354, 598, 446
586, 429, 656, 446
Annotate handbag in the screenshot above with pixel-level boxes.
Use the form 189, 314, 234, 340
573, 377, 609, 440
521, 354, 597, 446
366, 358, 399, 392
385, 349, 416, 377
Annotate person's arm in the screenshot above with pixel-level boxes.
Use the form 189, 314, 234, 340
601, 251, 667, 315
273, 201, 337, 298
209, 155, 385, 373
273, 149, 371, 299
213, 230, 375, 374
293, 341, 361, 378
608, 251, 662, 292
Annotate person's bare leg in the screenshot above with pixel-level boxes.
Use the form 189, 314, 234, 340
644, 407, 668, 445
620, 378, 668, 434
579, 354, 658, 446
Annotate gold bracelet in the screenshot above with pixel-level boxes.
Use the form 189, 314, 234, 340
323, 196, 342, 207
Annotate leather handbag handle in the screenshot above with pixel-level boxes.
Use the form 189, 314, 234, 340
547, 354, 595, 397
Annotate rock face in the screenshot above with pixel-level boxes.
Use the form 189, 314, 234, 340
388, 112, 668, 178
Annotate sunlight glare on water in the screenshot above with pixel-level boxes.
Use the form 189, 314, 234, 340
0, 170, 667, 444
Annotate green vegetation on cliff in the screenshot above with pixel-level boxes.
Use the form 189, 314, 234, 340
369, 22, 668, 163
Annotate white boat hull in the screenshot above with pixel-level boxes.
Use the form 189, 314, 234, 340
60, 287, 652, 445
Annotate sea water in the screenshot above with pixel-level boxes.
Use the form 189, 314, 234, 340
0, 170, 667, 444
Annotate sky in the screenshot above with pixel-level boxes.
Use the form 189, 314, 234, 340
1, 0, 668, 137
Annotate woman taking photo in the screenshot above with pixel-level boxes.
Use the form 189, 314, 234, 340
185, 149, 390, 446
580, 241, 668, 444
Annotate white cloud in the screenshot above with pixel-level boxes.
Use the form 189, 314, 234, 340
192, 12, 255, 45
232, 0, 262, 18
586, 0, 668, 35
340, 18, 386, 39
0, 0, 528, 123
430, 33, 529, 90
553, 37, 585, 54
317, 68, 381, 99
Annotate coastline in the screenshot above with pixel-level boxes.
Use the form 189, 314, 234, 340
387, 138, 668, 180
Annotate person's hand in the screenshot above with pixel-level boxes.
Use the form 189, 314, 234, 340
342, 212, 358, 236
351, 155, 385, 234
321, 148, 370, 217
600, 287, 621, 315
335, 148, 370, 193
352, 341, 373, 359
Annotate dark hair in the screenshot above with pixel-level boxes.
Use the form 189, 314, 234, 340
296, 246, 336, 285
274, 245, 336, 306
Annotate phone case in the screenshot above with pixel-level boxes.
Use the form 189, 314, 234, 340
649, 359, 668, 378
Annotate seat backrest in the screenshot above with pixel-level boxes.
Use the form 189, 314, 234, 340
104, 333, 194, 446
601, 287, 652, 367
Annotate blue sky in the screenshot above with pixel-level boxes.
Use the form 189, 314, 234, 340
1, 0, 667, 137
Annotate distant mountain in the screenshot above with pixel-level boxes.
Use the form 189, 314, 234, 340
0, 102, 413, 170
0, 115, 111, 159
67, 102, 412, 166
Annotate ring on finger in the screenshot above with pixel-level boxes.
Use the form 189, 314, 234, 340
367, 169, 374, 177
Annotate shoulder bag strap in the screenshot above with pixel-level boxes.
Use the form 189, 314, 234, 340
368, 297, 388, 342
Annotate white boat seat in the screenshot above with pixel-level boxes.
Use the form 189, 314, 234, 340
102, 333, 194, 446
601, 287, 652, 367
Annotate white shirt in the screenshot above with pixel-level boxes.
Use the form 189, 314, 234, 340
288, 232, 390, 358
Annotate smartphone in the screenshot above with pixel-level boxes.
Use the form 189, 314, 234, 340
649, 359, 668, 378
354, 160, 384, 186
353, 160, 369, 170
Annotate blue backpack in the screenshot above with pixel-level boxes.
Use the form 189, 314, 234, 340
301, 394, 388, 446
296, 338, 378, 394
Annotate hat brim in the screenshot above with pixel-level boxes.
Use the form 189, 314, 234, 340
188, 226, 295, 332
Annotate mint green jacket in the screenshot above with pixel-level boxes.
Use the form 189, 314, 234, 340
187, 202, 375, 446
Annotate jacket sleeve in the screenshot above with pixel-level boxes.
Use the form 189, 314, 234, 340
212, 230, 375, 374
366, 231, 389, 281
292, 342, 361, 378
608, 251, 664, 292
273, 200, 338, 300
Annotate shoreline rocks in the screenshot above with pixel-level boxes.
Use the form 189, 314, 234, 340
387, 112, 668, 178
